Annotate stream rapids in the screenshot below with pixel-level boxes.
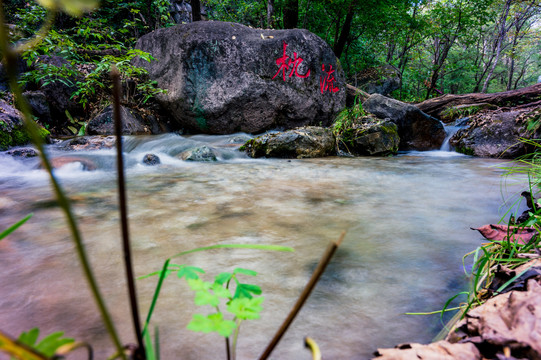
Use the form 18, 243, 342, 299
0, 133, 525, 359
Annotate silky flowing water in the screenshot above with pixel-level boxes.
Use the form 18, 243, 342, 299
0, 134, 525, 359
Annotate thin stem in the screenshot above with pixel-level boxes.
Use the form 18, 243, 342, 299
225, 337, 231, 360
231, 319, 242, 360
0, 4, 126, 359
259, 232, 346, 360
111, 66, 145, 359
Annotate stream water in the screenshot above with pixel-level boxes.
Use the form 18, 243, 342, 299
0, 133, 525, 359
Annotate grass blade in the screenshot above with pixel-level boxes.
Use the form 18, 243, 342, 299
0, 214, 33, 241
142, 259, 171, 337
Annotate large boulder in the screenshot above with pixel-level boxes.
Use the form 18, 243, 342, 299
241, 126, 335, 158
363, 94, 446, 150
134, 21, 345, 134
450, 107, 541, 158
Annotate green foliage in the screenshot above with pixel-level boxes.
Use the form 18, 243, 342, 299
13, 1, 169, 118
332, 98, 366, 151
15, 328, 74, 358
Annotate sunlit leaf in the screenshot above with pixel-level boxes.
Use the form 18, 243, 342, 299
194, 290, 219, 307
211, 283, 232, 299
187, 313, 236, 337
227, 297, 264, 320
187, 278, 212, 292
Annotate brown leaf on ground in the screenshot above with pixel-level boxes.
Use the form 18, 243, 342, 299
449, 279, 541, 359
472, 224, 537, 244
373, 340, 481, 360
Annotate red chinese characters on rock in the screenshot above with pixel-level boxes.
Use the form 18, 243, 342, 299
272, 42, 311, 81
320, 64, 339, 94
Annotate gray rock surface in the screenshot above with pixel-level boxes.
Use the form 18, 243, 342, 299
450, 107, 541, 158
134, 21, 345, 134
351, 120, 400, 156
87, 105, 152, 135
242, 126, 335, 158
363, 94, 446, 150
179, 145, 217, 161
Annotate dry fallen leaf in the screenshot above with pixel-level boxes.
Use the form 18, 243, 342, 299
472, 224, 537, 244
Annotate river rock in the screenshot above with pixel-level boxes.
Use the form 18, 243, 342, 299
58, 136, 117, 151
241, 126, 335, 158
179, 145, 217, 161
350, 120, 399, 156
6, 147, 38, 158
143, 153, 161, 165
87, 105, 153, 135
450, 107, 541, 158
363, 94, 446, 150
134, 21, 345, 134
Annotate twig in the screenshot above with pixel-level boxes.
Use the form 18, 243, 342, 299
304, 337, 321, 360
258, 231, 346, 360
111, 66, 146, 359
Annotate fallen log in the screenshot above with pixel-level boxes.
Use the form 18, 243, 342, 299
416, 83, 541, 119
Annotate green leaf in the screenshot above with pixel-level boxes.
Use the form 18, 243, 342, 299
18, 328, 40, 347
187, 278, 212, 292
234, 283, 262, 299
187, 313, 236, 337
211, 283, 232, 299
16, 329, 74, 357
214, 272, 233, 285
227, 297, 264, 320
177, 266, 205, 280
194, 291, 219, 307
35, 332, 74, 357
233, 268, 257, 277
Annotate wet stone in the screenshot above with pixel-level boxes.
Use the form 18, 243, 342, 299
143, 153, 161, 166
6, 147, 38, 158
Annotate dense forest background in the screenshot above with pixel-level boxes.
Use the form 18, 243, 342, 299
5, 0, 541, 105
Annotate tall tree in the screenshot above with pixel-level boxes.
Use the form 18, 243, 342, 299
267, 0, 275, 28
333, 0, 358, 58
283, 0, 298, 28
192, 0, 202, 21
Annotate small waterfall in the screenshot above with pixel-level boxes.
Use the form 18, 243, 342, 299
440, 117, 469, 151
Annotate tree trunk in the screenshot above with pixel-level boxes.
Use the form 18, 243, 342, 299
333, 0, 357, 58
416, 83, 541, 118
481, 0, 512, 93
283, 0, 298, 29
191, 0, 201, 21
267, 0, 275, 28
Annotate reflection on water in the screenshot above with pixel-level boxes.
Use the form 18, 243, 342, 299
0, 134, 526, 359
